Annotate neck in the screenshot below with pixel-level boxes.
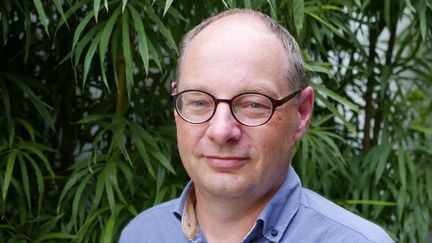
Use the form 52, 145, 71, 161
194, 184, 281, 243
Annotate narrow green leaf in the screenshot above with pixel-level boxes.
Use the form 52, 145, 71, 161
11, 76, 55, 130
145, 7, 178, 53
122, 11, 134, 99
306, 12, 344, 38
16, 118, 36, 141
55, 0, 89, 36
94, 0, 101, 22
76, 114, 108, 124
418, 0, 427, 40
266, 0, 277, 19
99, 7, 121, 90
53, 0, 69, 28
117, 161, 135, 193
293, 0, 304, 34
35, 233, 75, 242
163, 0, 174, 16
345, 200, 396, 206
21, 152, 45, 212
2, 150, 17, 201
105, 174, 116, 213
72, 13, 94, 54
0, 80, 11, 130
73, 23, 103, 68
18, 154, 31, 210
89, 165, 106, 213
21, 144, 55, 177
33, 0, 49, 35
147, 37, 162, 70
122, 0, 128, 12
311, 82, 360, 113
131, 126, 155, 177
58, 168, 89, 207
314, 92, 356, 132
128, 5, 149, 74
153, 151, 176, 175
244, 0, 251, 8
37, 214, 65, 237
104, 0, 109, 10
397, 150, 407, 188
102, 206, 122, 243
71, 173, 92, 227
83, 33, 102, 87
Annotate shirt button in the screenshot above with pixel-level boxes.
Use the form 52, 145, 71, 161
271, 229, 278, 236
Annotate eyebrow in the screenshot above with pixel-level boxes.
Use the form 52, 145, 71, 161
179, 80, 281, 98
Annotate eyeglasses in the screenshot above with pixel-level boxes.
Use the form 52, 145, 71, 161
172, 89, 302, 127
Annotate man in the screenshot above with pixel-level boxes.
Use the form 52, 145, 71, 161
120, 9, 394, 243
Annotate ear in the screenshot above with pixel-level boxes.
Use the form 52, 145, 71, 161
171, 81, 178, 95
294, 86, 314, 141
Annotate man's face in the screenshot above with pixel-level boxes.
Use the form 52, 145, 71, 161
175, 16, 303, 201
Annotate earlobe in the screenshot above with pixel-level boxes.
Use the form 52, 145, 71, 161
294, 87, 314, 141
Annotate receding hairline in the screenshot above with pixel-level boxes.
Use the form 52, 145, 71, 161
175, 9, 307, 91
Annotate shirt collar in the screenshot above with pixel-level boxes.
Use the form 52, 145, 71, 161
172, 165, 302, 242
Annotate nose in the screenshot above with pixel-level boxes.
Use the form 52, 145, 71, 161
205, 102, 242, 144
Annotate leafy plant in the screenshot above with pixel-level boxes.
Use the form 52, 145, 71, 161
0, 0, 431, 242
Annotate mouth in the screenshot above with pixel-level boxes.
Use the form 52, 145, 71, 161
204, 155, 248, 170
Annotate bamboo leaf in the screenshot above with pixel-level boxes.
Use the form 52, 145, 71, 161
73, 23, 103, 68
153, 150, 176, 175
397, 150, 407, 188
99, 7, 121, 90
58, 168, 89, 207
21, 152, 45, 212
131, 126, 155, 177
16, 118, 37, 141
0, 79, 11, 130
33, 0, 50, 35
2, 150, 17, 201
128, 5, 149, 74
53, 0, 69, 28
147, 36, 162, 70
76, 114, 109, 124
102, 206, 122, 243
35, 233, 75, 242
18, 154, 31, 210
163, 0, 174, 16
94, 0, 101, 22
71, 173, 93, 227
83, 32, 102, 87
311, 82, 360, 113
72, 13, 94, 54
145, 7, 178, 53
306, 12, 344, 38
122, 0, 128, 12
314, 92, 356, 132
121, 11, 134, 99
293, 0, 304, 34
117, 161, 135, 193
417, 0, 427, 40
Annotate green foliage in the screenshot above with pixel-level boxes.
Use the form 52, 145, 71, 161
0, 0, 431, 242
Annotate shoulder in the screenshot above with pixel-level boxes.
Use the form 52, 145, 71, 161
119, 198, 184, 243
295, 188, 394, 243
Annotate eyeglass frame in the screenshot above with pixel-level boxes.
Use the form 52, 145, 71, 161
172, 89, 302, 127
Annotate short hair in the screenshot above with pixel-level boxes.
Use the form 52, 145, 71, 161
175, 8, 307, 91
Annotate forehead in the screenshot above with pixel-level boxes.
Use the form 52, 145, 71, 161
178, 15, 289, 97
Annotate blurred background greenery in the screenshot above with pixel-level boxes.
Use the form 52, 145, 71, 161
0, 0, 431, 242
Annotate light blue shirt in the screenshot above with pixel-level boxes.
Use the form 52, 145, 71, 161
120, 166, 394, 242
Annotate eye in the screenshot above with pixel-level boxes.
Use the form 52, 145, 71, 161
249, 102, 268, 109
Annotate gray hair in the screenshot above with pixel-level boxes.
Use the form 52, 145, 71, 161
175, 8, 307, 92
